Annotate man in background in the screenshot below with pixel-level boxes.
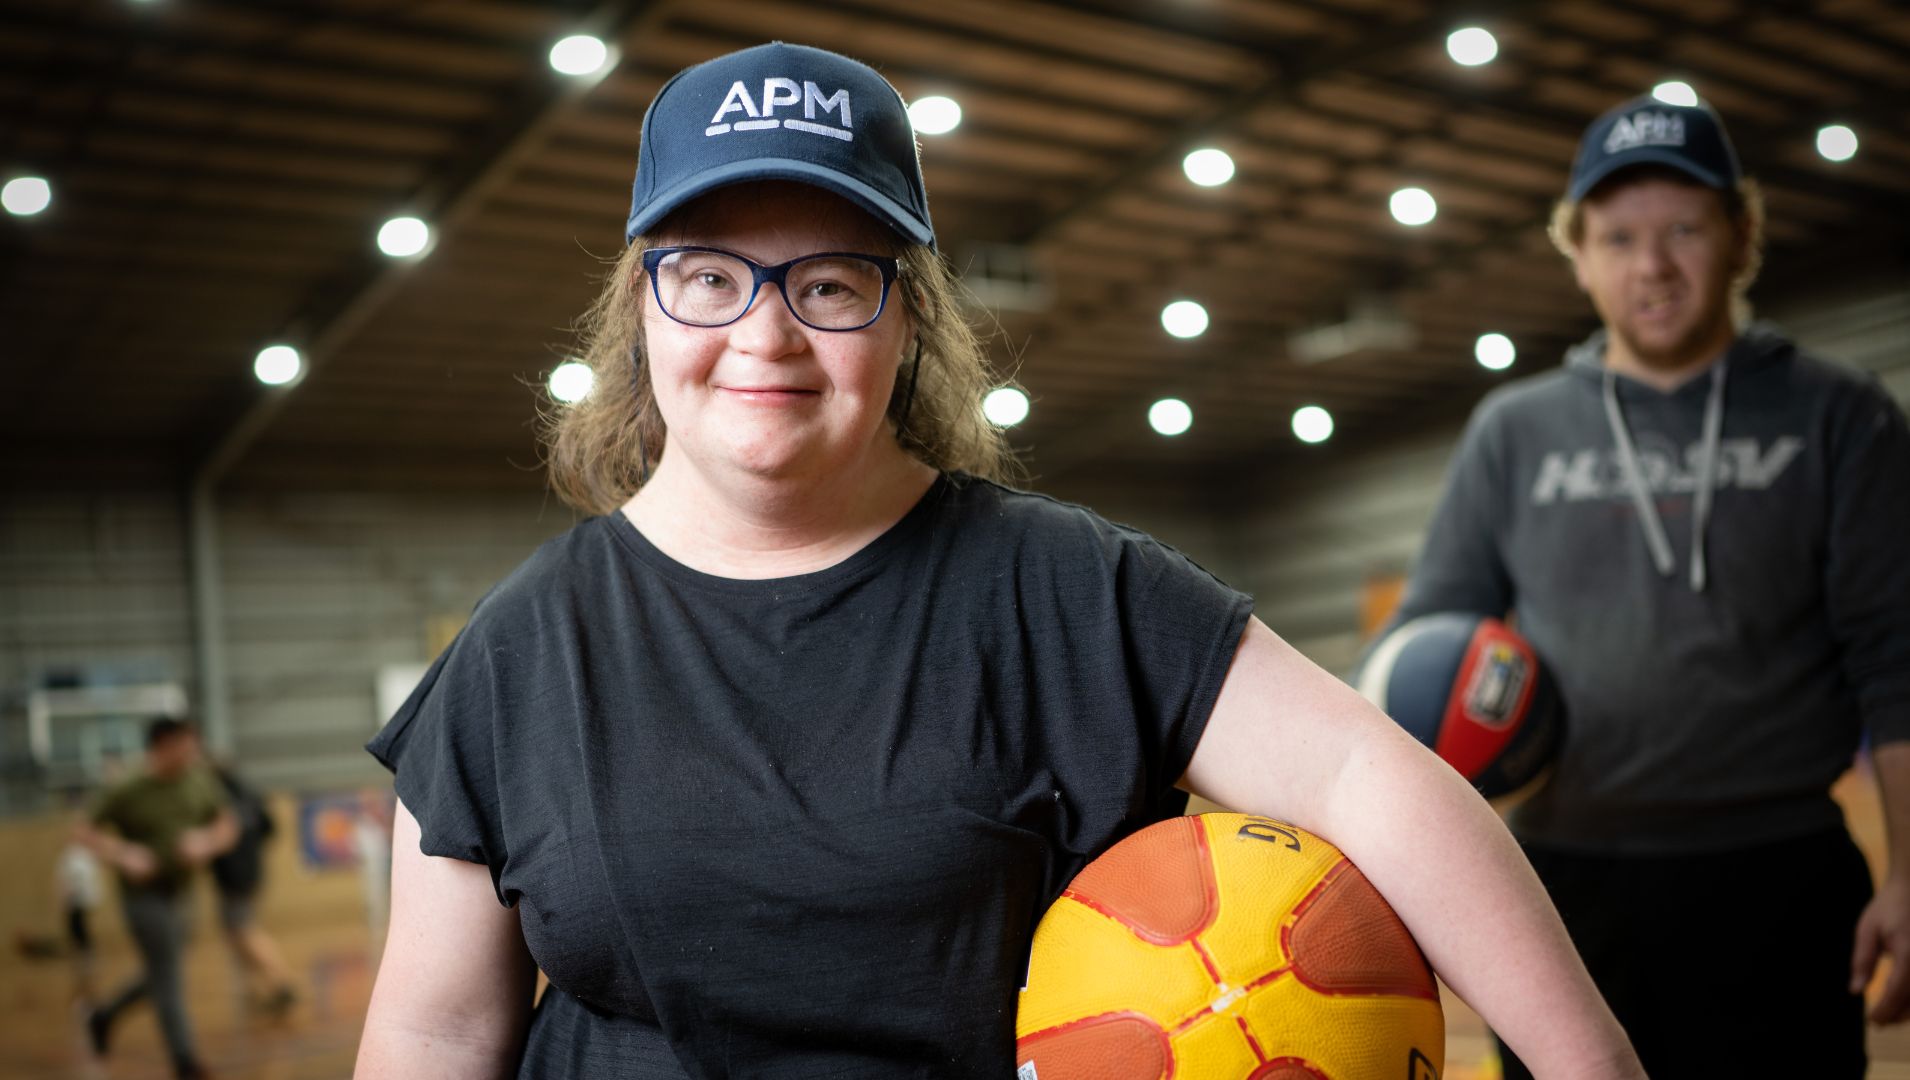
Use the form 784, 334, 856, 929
79, 718, 236, 1080
210, 762, 298, 1015
1393, 95, 1910, 1074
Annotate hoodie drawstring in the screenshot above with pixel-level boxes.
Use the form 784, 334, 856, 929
1688, 361, 1727, 591
1600, 361, 1728, 593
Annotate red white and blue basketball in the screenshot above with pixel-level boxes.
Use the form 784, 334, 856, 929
1354, 614, 1562, 799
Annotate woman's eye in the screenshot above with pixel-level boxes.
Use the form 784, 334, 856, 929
693, 270, 734, 289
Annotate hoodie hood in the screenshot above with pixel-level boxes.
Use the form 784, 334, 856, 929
1564, 322, 1796, 594
1565, 322, 1797, 385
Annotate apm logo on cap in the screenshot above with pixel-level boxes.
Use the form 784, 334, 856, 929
707, 77, 853, 142
1603, 110, 1686, 154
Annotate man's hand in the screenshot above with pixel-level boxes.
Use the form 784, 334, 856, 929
116, 842, 158, 883
1851, 872, 1910, 1023
175, 825, 223, 865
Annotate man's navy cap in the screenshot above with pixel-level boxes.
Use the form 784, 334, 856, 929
1567, 95, 1741, 202
625, 42, 935, 248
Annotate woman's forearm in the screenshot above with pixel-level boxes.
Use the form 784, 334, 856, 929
356, 1008, 525, 1080
1321, 729, 1640, 1079
355, 800, 537, 1079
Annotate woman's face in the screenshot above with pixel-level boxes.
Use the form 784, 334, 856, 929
641, 182, 912, 488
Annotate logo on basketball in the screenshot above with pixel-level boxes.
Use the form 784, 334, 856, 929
1461, 642, 1528, 731
1353, 613, 1564, 799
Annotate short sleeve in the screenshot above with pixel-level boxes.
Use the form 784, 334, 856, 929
90, 786, 123, 829
1106, 526, 1254, 800
191, 769, 227, 824
365, 622, 512, 904
1004, 501, 1254, 897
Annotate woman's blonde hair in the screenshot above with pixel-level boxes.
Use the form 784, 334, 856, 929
542, 234, 1019, 516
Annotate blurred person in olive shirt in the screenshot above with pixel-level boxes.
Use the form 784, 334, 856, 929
78, 718, 236, 1080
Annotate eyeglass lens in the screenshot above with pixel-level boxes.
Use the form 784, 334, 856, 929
651, 250, 888, 330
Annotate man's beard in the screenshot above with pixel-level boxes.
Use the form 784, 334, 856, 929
1610, 294, 1735, 371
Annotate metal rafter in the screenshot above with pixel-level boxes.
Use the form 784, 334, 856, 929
190, 0, 668, 484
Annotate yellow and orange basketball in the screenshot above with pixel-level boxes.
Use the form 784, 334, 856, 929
1016, 813, 1443, 1080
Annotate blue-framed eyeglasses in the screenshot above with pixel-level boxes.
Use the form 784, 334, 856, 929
640, 246, 900, 332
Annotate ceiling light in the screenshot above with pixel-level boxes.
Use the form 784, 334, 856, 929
548, 360, 594, 403
1446, 27, 1498, 66
2, 176, 51, 216
982, 386, 1030, 427
1292, 405, 1334, 444
1182, 148, 1236, 187
253, 345, 303, 387
1816, 124, 1858, 162
908, 96, 962, 135
549, 35, 609, 77
1475, 332, 1516, 370
1160, 300, 1209, 339
1389, 187, 1437, 226
1651, 81, 1698, 107
1149, 398, 1193, 437
377, 216, 430, 258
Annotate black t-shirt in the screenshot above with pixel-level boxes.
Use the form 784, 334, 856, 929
210, 767, 274, 896
367, 474, 1251, 1078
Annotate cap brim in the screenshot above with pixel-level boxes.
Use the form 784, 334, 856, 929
1568, 148, 1727, 202
626, 158, 935, 248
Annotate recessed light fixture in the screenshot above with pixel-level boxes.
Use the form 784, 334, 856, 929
1651, 81, 1698, 107
253, 345, 303, 387
377, 216, 430, 258
1182, 148, 1236, 187
982, 386, 1030, 427
1, 176, 51, 216
1149, 398, 1193, 437
1816, 124, 1858, 163
1446, 27, 1498, 66
1160, 300, 1210, 339
908, 96, 962, 135
548, 360, 595, 403
1389, 187, 1437, 226
1292, 405, 1334, 444
1475, 332, 1516, 371
549, 35, 609, 77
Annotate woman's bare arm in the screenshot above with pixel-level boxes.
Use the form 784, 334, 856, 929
355, 798, 537, 1079
1182, 618, 1641, 1080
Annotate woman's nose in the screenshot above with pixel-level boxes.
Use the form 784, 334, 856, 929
727, 284, 807, 357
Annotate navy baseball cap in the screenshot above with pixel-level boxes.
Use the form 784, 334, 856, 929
1566, 95, 1741, 202
624, 42, 935, 248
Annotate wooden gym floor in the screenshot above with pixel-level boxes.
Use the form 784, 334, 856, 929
5, 778, 1910, 1079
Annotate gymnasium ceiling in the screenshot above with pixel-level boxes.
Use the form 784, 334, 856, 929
3, 0, 1906, 494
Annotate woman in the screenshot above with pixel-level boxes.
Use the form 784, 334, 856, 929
357, 42, 1641, 1079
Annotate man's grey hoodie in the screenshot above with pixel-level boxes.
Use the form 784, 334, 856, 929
1396, 324, 1910, 853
